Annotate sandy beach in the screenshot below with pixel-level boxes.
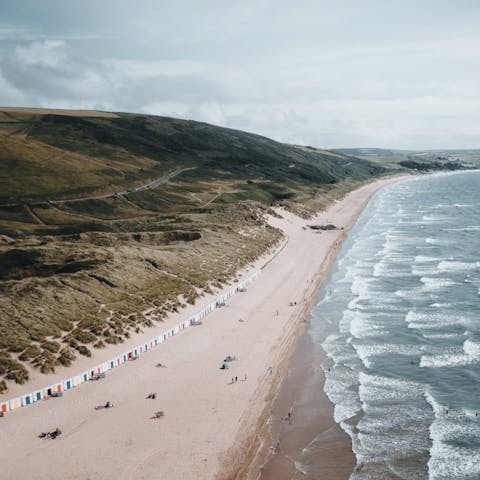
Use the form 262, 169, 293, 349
0, 176, 404, 480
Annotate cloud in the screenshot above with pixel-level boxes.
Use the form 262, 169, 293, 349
1, 0, 480, 149
0, 40, 112, 106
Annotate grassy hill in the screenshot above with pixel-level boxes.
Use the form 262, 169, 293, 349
0, 108, 387, 392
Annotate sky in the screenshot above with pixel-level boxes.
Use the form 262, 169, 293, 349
1, 0, 480, 149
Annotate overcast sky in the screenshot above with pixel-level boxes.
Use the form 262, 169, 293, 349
1, 0, 480, 149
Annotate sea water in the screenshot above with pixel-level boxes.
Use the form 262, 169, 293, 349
309, 171, 480, 480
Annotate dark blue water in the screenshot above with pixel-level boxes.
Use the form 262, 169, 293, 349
310, 171, 480, 480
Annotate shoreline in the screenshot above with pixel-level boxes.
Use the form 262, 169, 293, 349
237, 174, 409, 480
0, 175, 407, 480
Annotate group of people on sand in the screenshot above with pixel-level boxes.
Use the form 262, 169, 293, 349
230, 374, 247, 383
38, 428, 62, 440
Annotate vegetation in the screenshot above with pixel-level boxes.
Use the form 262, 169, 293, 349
0, 108, 389, 391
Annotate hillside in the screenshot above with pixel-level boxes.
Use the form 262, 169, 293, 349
0, 108, 386, 392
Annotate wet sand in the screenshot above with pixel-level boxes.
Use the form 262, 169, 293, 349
246, 317, 355, 480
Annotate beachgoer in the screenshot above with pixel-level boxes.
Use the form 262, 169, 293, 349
244, 374, 247, 381
235, 376, 238, 382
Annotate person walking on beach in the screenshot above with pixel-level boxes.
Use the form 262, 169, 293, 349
235, 376, 238, 382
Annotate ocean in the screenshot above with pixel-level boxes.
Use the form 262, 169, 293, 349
310, 171, 480, 480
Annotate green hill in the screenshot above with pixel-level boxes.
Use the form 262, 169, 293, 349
0, 108, 386, 392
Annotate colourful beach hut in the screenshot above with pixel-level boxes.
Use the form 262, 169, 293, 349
81, 371, 89, 383
44, 385, 55, 397
0, 401, 9, 414
73, 375, 82, 387
9, 397, 21, 411
63, 378, 74, 390
32, 389, 44, 402
53, 383, 63, 393
21, 393, 33, 406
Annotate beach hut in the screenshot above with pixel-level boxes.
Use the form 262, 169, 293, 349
73, 375, 82, 387
0, 401, 9, 414
81, 371, 89, 383
115, 356, 122, 367
53, 383, 63, 393
108, 359, 115, 370
21, 393, 33, 406
44, 385, 55, 397
122, 353, 128, 363
32, 389, 44, 402
143, 343, 148, 352
9, 397, 21, 411
63, 378, 74, 390
149, 340, 154, 349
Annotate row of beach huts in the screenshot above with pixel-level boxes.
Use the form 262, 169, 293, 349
0, 270, 261, 415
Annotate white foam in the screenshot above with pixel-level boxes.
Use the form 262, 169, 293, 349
419, 339, 480, 367
415, 255, 442, 263
422, 214, 448, 223
359, 373, 425, 402
420, 276, 457, 290
349, 314, 388, 339
438, 260, 480, 272
425, 391, 480, 479
419, 352, 474, 368
463, 339, 480, 357
406, 311, 466, 330
353, 343, 421, 368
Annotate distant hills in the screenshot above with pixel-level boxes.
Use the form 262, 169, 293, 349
333, 147, 480, 170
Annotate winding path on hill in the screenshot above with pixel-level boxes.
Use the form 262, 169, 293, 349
53, 167, 195, 204
0, 167, 195, 208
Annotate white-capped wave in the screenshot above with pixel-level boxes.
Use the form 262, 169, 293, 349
406, 310, 466, 330
419, 340, 480, 368
415, 255, 442, 263
353, 343, 421, 368
420, 276, 457, 290
425, 391, 480, 479
438, 260, 480, 272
